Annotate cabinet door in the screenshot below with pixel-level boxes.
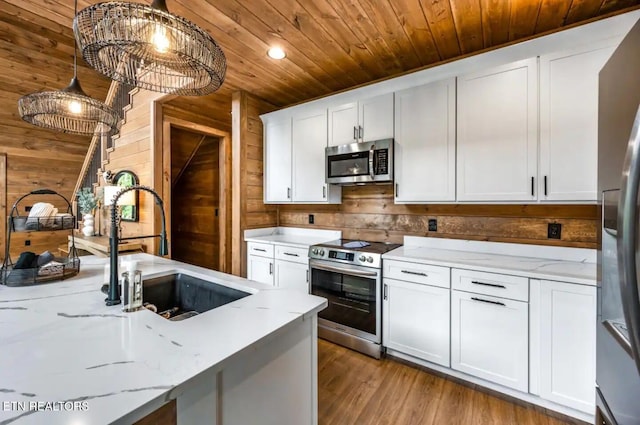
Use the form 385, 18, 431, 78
328, 102, 358, 146
531, 279, 596, 413
457, 58, 538, 201
359, 93, 394, 143
451, 290, 528, 392
539, 41, 617, 201
383, 278, 450, 366
248, 254, 274, 286
292, 109, 329, 202
394, 79, 456, 202
275, 260, 309, 293
264, 117, 292, 203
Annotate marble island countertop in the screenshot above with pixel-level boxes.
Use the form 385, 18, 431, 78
383, 237, 596, 286
0, 254, 327, 425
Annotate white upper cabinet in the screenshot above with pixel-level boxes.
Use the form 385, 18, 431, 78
539, 40, 617, 202
262, 109, 340, 204
263, 117, 292, 203
457, 58, 538, 202
394, 78, 456, 202
328, 93, 394, 146
292, 108, 340, 203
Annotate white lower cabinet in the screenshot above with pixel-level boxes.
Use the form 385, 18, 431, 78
247, 254, 274, 286
275, 260, 309, 293
383, 278, 450, 366
530, 279, 596, 413
451, 290, 529, 392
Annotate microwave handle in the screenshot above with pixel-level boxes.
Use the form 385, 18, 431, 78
369, 145, 375, 180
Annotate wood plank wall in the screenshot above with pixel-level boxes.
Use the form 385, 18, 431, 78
98, 89, 165, 252
231, 91, 277, 276
278, 186, 598, 248
0, 1, 111, 261
170, 129, 220, 270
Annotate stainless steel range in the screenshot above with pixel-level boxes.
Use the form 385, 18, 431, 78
308, 239, 401, 359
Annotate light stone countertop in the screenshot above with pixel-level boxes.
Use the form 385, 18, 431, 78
0, 254, 327, 425
244, 227, 341, 249
382, 237, 596, 286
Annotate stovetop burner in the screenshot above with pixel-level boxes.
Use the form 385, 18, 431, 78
313, 239, 401, 254
308, 239, 401, 268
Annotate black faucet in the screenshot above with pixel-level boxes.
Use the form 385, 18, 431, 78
105, 185, 168, 306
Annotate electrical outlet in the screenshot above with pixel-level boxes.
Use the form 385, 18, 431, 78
548, 223, 562, 239
428, 219, 437, 232
25, 240, 31, 246
25, 206, 32, 212
308, 214, 314, 224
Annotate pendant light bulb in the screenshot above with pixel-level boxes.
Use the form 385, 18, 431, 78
68, 99, 82, 114
151, 25, 170, 53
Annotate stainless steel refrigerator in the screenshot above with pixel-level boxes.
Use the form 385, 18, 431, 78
598, 18, 640, 425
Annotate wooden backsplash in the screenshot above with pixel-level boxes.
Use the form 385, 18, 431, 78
278, 185, 598, 249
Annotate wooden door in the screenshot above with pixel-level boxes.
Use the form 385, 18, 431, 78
171, 128, 220, 270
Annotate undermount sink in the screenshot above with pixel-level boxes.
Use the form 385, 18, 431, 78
142, 273, 251, 321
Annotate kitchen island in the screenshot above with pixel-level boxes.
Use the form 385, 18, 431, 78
0, 254, 326, 425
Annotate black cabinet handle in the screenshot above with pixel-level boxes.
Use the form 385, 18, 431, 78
284, 252, 299, 257
471, 280, 506, 289
254, 248, 267, 252
269, 263, 273, 275
287, 187, 291, 199
395, 183, 399, 197
383, 284, 388, 300
544, 175, 548, 196
401, 270, 428, 277
471, 297, 505, 306
531, 176, 534, 196
353, 126, 358, 140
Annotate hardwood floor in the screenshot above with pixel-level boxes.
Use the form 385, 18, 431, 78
317, 339, 575, 425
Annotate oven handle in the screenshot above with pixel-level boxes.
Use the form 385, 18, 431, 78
310, 262, 379, 278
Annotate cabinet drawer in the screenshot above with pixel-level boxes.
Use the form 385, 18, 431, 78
383, 259, 450, 289
274, 245, 308, 264
452, 268, 528, 302
247, 242, 274, 258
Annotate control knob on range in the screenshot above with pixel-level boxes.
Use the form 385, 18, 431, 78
312, 248, 318, 255
366, 256, 374, 263
359, 255, 367, 262
319, 249, 325, 256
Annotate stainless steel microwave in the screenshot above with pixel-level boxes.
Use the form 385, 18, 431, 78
325, 138, 393, 185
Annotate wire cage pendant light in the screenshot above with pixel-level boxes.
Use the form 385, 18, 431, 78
73, 0, 227, 96
18, 1, 120, 137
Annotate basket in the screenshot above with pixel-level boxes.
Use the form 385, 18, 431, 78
0, 257, 81, 287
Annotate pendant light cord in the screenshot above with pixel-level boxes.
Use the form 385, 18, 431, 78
73, 0, 78, 78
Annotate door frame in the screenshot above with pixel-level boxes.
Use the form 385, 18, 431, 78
157, 114, 231, 273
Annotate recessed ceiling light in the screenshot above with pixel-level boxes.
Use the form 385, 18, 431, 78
267, 47, 286, 60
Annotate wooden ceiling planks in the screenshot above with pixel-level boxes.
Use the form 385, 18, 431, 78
450, 0, 484, 54
534, 0, 574, 33
479, 0, 512, 47
1, 0, 640, 132
508, 0, 543, 41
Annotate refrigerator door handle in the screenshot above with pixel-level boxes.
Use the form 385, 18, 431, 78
617, 104, 640, 375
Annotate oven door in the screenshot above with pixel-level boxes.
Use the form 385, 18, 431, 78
309, 259, 381, 343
